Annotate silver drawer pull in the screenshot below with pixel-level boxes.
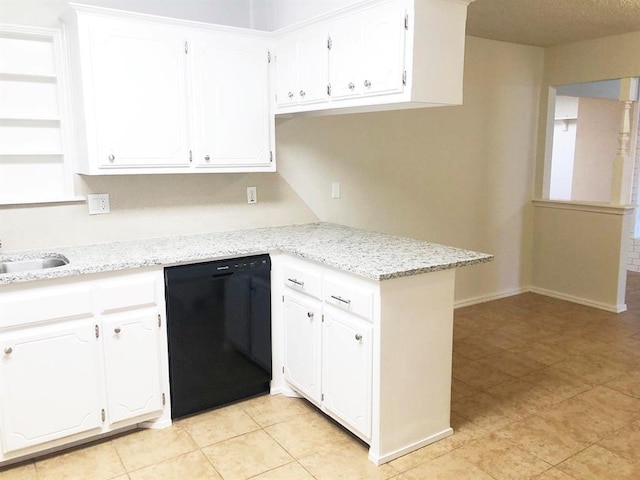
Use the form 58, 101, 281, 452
307, 312, 314, 318
331, 295, 351, 305
287, 278, 304, 287
108, 154, 115, 162
114, 327, 121, 334
4, 347, 12, 355
355, 334, 362, 341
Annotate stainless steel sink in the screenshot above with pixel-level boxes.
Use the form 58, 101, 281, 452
0, 256, 69, 274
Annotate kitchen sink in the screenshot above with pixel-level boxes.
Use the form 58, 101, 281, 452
0, 255, 69, 274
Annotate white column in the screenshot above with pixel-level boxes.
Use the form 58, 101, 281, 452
611, 78, 639, 205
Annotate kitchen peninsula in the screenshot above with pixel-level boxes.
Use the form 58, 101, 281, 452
0, 223, 491, 466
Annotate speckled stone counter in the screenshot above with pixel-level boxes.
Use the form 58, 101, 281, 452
0, 223, 492, 285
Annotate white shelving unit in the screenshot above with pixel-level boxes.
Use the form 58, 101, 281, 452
0, 25, 80, 205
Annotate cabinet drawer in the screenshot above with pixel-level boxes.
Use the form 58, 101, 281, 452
99, 276, 158, 313
323, 277, 374, 321
0, 286, 93, 327
283, 263, 321, 299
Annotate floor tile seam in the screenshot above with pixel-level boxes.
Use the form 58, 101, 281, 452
119, 440, 199, 474
107, 439, 130, 477
455, 434, 556, 478
181, 423, 264, 450
553, 440, 623, 474
259, 422, 308, 461
192, 443, 229, 479
596, 436, 640, 465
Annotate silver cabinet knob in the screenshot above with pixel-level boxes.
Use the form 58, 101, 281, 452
348, 82, 355, 90
307, 312, 314, 318
204, 155, 210, 161
108, 154, 115, 162
355, 334, 362, 341
114, 327, 121, 334
4, 347, 12, 355
299, 90, 306, 97
288, 91, 294, 98
364, 80, 371, 88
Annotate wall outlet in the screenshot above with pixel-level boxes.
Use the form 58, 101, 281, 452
247, 186, 257, 204
87, 193, 110, 215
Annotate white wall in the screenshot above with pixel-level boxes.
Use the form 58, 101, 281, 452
276, 36, 544, 303
262, 0, 362, 30
571, 97, 622, 202
549, 121, 577, 200
0, 0, 254, 28
532, 31, 640, 310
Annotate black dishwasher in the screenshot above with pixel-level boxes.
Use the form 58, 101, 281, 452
165, 255, 271, 419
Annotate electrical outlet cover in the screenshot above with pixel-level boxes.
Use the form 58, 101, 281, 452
87, 193, 110, 215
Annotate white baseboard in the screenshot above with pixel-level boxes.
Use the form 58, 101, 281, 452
454, 287, 529, 309
528, 286, 626, 313
455, 286, 626, 313
368, 428, 454, 465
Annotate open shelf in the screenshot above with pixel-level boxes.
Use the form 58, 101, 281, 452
0, 25, 76, 205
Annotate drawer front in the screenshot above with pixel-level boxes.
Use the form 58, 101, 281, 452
0, 286, 93, 327
283, 263, 321, 299
323, 277, 374, 321
99, 275, 158, 313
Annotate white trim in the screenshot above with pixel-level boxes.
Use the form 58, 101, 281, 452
529, 286, 626, 313
454, 287, 529, 309
533, 199, 635, 215
67, 3, 271, 38
0, 196, 85, 207
368, 427, 453, 465
455, 285, 627, 313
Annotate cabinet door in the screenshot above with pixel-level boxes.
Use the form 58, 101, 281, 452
329, 17, 363, 100
0, 322, 102, 453
361, 3, 407, 96
322, 310, 372, 439
102, 312, 163, 425
191, 35, 272, 168
283, 294, 322, 404
275, 39, 298, 107
89, 22, 190, 168
296, 28, 330, 105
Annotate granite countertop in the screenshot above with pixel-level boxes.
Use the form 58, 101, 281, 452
0, 223, 492, 285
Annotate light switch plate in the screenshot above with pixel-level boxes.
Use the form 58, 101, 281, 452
87, 193, 110, 215
247, 186, 257, 204
332, 182, 341, 199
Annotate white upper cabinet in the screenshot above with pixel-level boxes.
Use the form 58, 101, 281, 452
88, 21, 190, 169
65, 5, 275, 175
190, 33, 272, 168
275, 26, 329, 107
274, 0, 472, 115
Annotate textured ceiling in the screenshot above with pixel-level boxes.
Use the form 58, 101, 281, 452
466, 0, 640, 47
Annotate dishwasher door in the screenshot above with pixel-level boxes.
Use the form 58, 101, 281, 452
165, 255, 271, 419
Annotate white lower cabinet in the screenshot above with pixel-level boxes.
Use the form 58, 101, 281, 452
102, 312, 163, 424
283, 293, 322, 404
274, 254, 457, 466
0, 321, 102, 453
0, 269, 170, 464
322, 309, 372, 439
281, 257, 375, 441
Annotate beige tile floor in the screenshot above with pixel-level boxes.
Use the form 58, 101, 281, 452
2, 274, 640, 479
